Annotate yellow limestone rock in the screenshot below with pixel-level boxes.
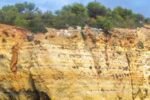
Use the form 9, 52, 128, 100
0, 24, 150, 100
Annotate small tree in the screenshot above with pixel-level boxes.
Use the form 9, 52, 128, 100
87, 2, 108, 18
96, 16, 113, 34
54, 3, 88, 28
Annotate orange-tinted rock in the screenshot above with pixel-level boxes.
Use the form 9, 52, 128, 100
0, 24, 150, 100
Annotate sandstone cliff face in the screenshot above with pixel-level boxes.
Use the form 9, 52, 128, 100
0, 24, 149, 100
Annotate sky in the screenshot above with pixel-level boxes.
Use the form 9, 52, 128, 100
0, 0, 150, 18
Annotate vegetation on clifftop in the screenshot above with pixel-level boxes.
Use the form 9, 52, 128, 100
0, 2, 150, 33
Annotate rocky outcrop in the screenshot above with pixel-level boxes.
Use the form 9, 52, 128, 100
0, 24, 150, 100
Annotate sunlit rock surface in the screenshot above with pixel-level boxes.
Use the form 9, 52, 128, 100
0, 24, 150, 100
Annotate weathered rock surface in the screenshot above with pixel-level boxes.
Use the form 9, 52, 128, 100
0, 24, 150, 100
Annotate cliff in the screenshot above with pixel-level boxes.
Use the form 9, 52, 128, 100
0, 24, 150, 100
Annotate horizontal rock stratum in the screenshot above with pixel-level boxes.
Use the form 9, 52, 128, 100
0, 24, 150, 100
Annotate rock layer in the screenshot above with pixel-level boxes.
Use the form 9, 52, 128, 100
0, 24, 150, 100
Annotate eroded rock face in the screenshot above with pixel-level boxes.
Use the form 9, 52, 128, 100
0, 24, 150, 100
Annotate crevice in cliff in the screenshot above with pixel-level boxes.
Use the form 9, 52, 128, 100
104, 31, 112, 68
0, 87, 18, 100
81, 29, 102, 76
0, 74, 51, 100
104, 37, 109, 67
126, 52, 134, 100
0, 87, 51, 100
29, 73, 51, 100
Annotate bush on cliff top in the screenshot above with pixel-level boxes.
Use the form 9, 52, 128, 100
0, 2, 149, 33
